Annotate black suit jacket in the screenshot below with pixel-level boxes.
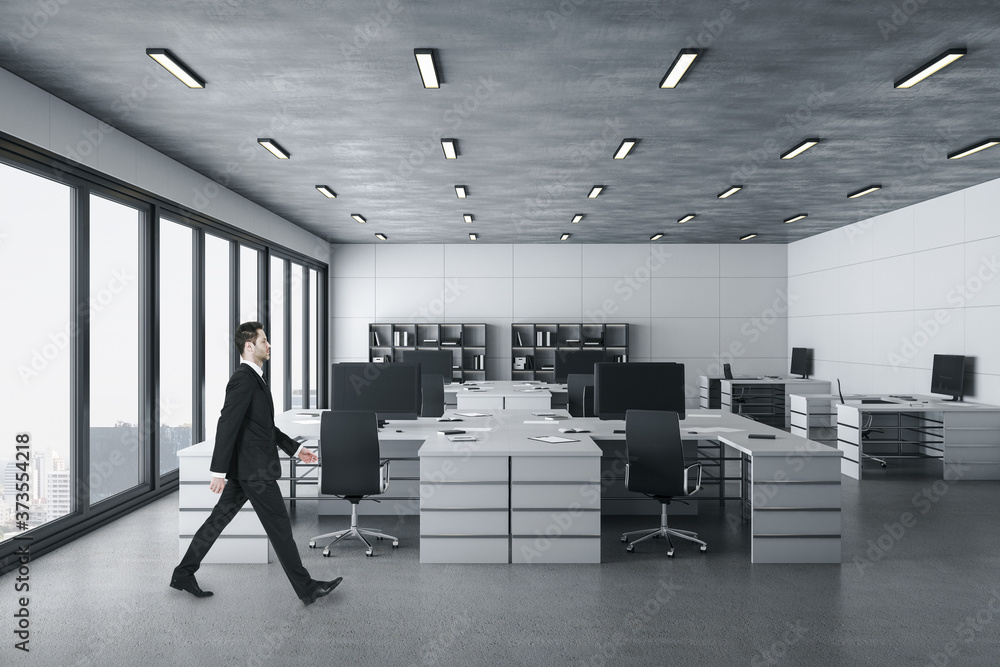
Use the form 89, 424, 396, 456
210, 363, 299, 482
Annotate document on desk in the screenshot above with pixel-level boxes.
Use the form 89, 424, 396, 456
294, 419, 321, 425
455, 412, 490, 417
685, 414, 721, 418
529, 435, 579, 444
685, 427, 743, 434
447, 434, 477, 442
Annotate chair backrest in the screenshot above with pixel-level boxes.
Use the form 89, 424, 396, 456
319, 410, 381, 497
723, 363, 733, 380
567, 373, 595, 418
624, 409, 687, 497
420, 374, 445, 417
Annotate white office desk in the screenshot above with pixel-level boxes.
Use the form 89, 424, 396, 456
454, 381, 553, 410
274, 408, 841, 564
721, 377, 831, 429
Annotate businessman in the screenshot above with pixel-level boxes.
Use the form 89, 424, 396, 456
171, 321, 342, 606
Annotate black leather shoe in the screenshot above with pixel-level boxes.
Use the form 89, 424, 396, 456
170, 576, 213, 598
302, 577, 343, 606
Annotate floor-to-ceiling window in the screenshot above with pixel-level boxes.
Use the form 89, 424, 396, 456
203, 234, 232, 440
269, 256, 287, 411
88, 194, 142, 504
0, 161, 72, 535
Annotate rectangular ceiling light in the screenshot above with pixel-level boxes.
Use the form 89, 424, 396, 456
469, 233, 478, 241
650, 233, 664, 241
316, 185, 337, 198
560, 233, 571, 241
414, 48, 440, 89
947, 138, 1000, 159
351, 214, 366, 224
780, 139, 819, 159
613, 138, 638, 159
588, 185, 605, 198
659, 48, 700, 88
258, 138, 290, 159
146, 48, 205, 88
740, 233, 758, 241
463, 214, 474, 223
375, 233, 388, 241
718, 185, 742, 199
572, 214, 584, 223
894, 48, 967, 88
677, 214, 695, 224
847, 184, 882, 199
455, 185, 468, 198
441, 139, 458, 159
783, 213, 808, 224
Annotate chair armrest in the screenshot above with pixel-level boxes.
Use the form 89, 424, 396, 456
379, 459, 390, 493
624, 463, 630, 490
683, 462, 702, 496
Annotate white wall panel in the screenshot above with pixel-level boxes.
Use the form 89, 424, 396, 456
964, 179, 1000, 243
719, 317, 787, 359
719, 244, 787, 277
651, 278, 720, 318
581, 244, 652, 277
330, 245, 376, 277
962, 236, 1000, 307
911, 308, 965, 369
649, 244, 719, 277
445, 245, 513, 277
331, 277, 375, 320
582, 277, 651, 319
513, 245, 582, 277
650, 319, 720, 358
832, 262, 874, 316
375, 244, 444, 277
913, 245, 965, 310
96, 126, 137, 183
446, 278, 513, 318
374, 277, 446, 319
914, 190, 964, 252
512, 278, 581, 318
331, 318, 370, 360
872, 207, 915, 260
869, 311, 914, 370
871, 254, 915, 313
835, 313, 874, 365
720, 277, 789, 317
0, 69, 50, 148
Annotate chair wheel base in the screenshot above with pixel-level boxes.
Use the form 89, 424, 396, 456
620, 535, 627, 542
322, 550, 331, 557
700, 545, 708, 552
392, 541, 399, 548
626, 544, 634, 552
308, 541, 316, 548
667, 549, 675, 558
365, 549, 373, 557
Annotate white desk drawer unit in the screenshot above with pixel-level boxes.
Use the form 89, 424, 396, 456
177, 440, 269, 564
419, 455, 510, 563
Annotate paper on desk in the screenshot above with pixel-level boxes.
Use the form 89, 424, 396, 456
685, 427, 743, 434
293, 419, 321, 425
685, 414, 721, 418
455, 412, 489, 417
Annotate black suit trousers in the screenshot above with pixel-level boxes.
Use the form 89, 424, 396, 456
174, 477, 314, 599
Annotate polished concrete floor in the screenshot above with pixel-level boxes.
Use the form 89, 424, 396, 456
3, 459, 1000, 667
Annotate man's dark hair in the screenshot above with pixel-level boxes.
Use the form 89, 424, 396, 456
234, 321, 264, 355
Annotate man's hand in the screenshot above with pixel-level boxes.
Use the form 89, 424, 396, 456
298, 448, 318, 464
209, 477, 226, 494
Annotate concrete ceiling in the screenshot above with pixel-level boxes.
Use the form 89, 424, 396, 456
2, 0, 999, 245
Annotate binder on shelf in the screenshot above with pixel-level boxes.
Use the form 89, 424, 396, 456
545, 331, 552, 347
525, 355, 534, 369
536, 331, 543, 346
516, 331, 524, 346
372, 331, 381, 346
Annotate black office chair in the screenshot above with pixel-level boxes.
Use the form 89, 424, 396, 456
621, 410, 707, 557
723, 363, 734, 380
420, 374, 445, 418
308, 411, 399, 557
567, 373, 595, 418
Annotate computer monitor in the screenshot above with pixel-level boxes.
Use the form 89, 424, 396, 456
554, 349, 606, 384
593, 362, 686, 420
930, 354, 966, 401
400, 349, 454, 384
331, 362, 422, 421
790, 347, 812, 379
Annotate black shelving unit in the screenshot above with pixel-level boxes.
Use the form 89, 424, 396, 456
510, 323, 629, 381
369, 322, 487, 382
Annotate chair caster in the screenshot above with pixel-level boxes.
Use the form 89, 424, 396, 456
308, 541, 316, 548
881, 462, 887, 468
626, 544, 634, 553
667, 549, 675, 558
700, 545, 708, 552
365, 549, 374, 557
621, 535, 627, 542
322, 550, 331, 557
376, 536, 382, 540
392, 541, 399, 548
